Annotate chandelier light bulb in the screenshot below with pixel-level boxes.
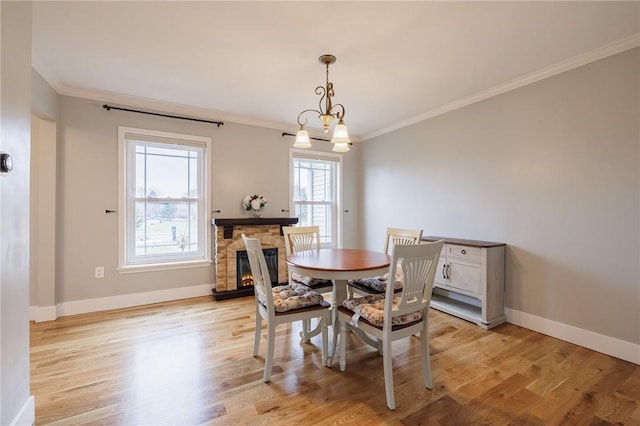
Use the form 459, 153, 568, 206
332, 142, 350, 153
331, 120, 350, 145
294, 126, 312, 149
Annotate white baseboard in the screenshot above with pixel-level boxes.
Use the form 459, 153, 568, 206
30, 305, 57, 322
11, 395, 34, 426
30, 284, 213, 321
505, 308, 639, 365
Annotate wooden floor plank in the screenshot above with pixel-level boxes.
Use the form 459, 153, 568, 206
30, 296, 640, 425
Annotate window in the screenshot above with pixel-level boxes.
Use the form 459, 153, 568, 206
118, 127, 211, 270
290, 149, 342, 247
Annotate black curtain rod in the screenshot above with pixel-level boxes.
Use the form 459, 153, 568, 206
103, 104, 223, 127
282, 132, 329, 142
281, 132, 353, 145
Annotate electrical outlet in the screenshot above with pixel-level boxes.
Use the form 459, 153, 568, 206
95, 266, 104, 279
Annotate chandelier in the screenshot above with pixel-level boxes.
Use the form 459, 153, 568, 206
294, 54, 350, 152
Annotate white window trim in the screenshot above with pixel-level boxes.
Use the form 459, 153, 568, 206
289, 148, 343, 248
117, 126, 212, 273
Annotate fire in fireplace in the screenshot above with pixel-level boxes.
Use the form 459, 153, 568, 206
236, 248, 278, 287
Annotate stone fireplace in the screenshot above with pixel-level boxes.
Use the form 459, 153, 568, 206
212, 217, 298, 300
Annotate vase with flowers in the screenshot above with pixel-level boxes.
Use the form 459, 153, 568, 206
243, 194, 268, 217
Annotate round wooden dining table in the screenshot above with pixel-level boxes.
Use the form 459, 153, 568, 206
286, 248, 391, 363
287, 248, 390, 278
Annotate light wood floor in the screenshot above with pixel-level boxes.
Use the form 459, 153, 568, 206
31, 296, 640, 425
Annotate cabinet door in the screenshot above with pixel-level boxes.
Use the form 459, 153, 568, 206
447, 259, 481, 295
434, 257, 447, 288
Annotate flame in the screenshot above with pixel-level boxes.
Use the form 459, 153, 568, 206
240, 273, 253, 287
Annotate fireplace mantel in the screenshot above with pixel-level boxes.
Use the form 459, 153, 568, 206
212, 217, 299, 238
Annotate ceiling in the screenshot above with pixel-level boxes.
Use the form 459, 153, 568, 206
32, 1, 640, 141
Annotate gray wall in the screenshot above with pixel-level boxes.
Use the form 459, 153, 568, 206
361, 48, 640, 345
52, 96, 360, 303
1, 2, 33, 424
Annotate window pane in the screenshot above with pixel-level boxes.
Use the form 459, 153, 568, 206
189, 156, 198, 197
295, 203, 332, 245
293, 160, 334, 202
295, 204, 309, 226
135, 144, 199, 198
135, 150, 146, 197
134, 201, 199, 256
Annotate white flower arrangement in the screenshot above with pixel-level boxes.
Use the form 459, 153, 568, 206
242, 194, 268, 213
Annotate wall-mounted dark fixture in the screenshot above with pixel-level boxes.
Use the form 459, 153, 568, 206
0, 153, 13, 173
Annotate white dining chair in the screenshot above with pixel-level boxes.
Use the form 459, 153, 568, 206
283, 225, 334, 340
242, 234, 331, 382
283, 225, 334, 293
347, 227, 423, 296
337, 239, 444, 410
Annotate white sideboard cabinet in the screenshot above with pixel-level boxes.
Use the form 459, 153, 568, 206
423, 236, 506, 329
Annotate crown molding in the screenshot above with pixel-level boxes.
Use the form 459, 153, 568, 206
362, 33, 640, 141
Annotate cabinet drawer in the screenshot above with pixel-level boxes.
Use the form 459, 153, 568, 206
447, 244, 481, 262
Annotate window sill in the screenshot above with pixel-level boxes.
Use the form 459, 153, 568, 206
118, 259, 212, 274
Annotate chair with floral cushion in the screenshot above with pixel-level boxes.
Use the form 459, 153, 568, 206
283, 225, 334, 340
283, 226, 333, 292
346, 227, 423, 296
242, 234, 331, 382
337, 239, 443, 410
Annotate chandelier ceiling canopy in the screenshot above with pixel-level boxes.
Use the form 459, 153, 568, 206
294, 54, 350, 153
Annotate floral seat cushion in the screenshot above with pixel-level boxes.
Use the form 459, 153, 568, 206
291, 273, 333, 289
348, 265, 404, 293
265, 283, 324, 312
342, 294, 422, 327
